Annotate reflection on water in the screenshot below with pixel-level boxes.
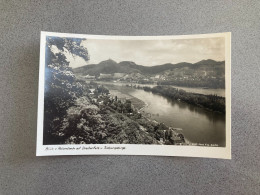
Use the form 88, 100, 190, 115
104, 84, 226, 147
164, 97, 224, 123
94, 81, 225, 97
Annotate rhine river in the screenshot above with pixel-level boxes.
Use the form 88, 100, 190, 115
95, 81, 225, 97
97, 82, 226, 147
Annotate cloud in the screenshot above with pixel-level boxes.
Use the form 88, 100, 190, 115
67, 37, 225, 68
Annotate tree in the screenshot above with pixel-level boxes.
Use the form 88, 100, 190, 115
43, 36, 89, 144
124, 100, 132, 113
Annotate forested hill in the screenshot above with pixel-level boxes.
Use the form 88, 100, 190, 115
73, 59, 225, 76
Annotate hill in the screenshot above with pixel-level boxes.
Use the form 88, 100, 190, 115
72, 59, 224, 76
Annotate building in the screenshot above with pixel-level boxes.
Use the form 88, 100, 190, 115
89, 88, 95, 95
99, 73, 113, 79
113, 73, 125, 79
84, 75, 95, 79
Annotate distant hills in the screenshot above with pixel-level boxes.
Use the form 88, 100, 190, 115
73, 59, 225, 76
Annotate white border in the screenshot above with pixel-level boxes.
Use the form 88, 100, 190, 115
37, 31, 231, 159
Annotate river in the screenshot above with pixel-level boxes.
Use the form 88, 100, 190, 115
100, 83, 226, 147
93, 81, 225, 97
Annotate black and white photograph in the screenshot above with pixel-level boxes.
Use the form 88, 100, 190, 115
37, 32, 231, 158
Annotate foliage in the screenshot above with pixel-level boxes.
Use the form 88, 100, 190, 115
57, 97, 158, 144
43, 36, 89, 144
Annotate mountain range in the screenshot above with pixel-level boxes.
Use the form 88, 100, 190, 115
72, 59, 225, 76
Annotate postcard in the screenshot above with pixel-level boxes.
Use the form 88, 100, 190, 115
37, 31, 231, 158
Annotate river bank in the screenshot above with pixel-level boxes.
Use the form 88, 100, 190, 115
141, 85, 226, 114
102, 84, 146, 110
100, 82, 226, 147
88, 80, 225, 97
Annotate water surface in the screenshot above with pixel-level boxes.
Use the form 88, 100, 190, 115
94, 81, 225, 97
104, 84, 226, 147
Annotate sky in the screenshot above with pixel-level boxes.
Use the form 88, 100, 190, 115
65, 37, 225, 68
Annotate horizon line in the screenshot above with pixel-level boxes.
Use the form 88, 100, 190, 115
72, 58, 225, 69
